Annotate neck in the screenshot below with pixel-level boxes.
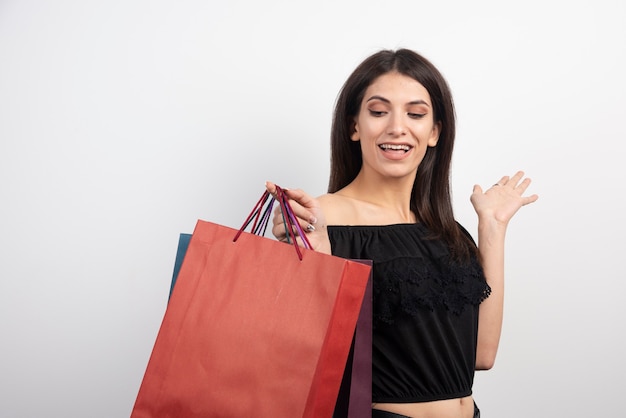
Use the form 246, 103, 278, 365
339, 173, 416, 223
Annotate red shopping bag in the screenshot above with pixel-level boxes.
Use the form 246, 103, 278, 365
131, 187, 372, 418
333, 260, 373, 418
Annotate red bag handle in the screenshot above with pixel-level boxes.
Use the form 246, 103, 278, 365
234, 185, 311, 260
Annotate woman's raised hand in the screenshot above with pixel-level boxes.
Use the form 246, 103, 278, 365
265, 181, 332, 254
470, 171, 538, 227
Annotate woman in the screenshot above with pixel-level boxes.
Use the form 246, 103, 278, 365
267, 48, 538, 418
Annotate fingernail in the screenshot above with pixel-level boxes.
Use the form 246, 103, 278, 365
310, 216, 317, 224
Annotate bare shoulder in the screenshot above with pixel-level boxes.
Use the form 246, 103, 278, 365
317, 193, 347, 216
317, 193, 359, 225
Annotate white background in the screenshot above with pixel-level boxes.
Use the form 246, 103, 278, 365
1, 1, 624, 417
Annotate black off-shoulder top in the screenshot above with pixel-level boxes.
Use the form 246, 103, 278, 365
328, 223, 490, 403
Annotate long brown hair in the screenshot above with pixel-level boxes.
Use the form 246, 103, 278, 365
328, 48, 475, 259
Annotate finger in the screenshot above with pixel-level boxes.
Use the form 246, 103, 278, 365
271, 221, 287, 242
472, 184, 484, 195
293, 215, 316, 234
507, 171, 525, 187
265, 180, 277, 196
270, 199, 293, 241
283, 188, 319, 224
279, 204, 316, 235
271, 205, 284, 227
514, 177, 533, 194
272, 201, 315, 238
523, 194, 539, 205
494, 175, 510, 187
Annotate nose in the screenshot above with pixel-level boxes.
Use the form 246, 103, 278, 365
386, 113, 407, 137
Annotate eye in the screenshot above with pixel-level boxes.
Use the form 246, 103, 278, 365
408, 112, 426, 119
368, 109, 387, 117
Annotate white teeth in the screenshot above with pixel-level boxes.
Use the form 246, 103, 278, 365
380, 144, 411, 151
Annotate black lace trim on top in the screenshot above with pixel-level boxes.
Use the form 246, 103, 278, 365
373, 253, 491, 327
328, 223, 491, 328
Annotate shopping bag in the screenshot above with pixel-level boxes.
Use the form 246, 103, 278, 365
167, 233, 373, 416
131, 186, 372, 418
167, 240, 373, 417
333, 260, 373, 418
168, 233, 191, 301
347, 266, 373, 418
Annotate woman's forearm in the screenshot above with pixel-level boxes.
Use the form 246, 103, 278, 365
475, 220, 507, 370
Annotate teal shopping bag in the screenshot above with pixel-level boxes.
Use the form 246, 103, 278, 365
168, 233, 191, 301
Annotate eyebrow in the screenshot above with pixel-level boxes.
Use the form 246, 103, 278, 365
366, 95, 431, 107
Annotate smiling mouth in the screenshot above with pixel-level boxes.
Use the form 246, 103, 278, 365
379, 144, 412, 152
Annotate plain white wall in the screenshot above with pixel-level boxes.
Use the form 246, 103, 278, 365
1, 0, 624, 416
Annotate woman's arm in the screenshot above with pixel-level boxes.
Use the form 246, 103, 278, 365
470, 171, 538, 370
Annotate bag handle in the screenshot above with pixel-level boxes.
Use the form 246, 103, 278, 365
234, 185, 312, 260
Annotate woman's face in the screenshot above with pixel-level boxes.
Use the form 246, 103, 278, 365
351, 71, 440, 182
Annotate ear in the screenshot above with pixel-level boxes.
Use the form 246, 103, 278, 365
428, 121, 441, 147
350, 118, 360, 141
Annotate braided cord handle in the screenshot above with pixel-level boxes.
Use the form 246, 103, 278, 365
234, 185, 311, 260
